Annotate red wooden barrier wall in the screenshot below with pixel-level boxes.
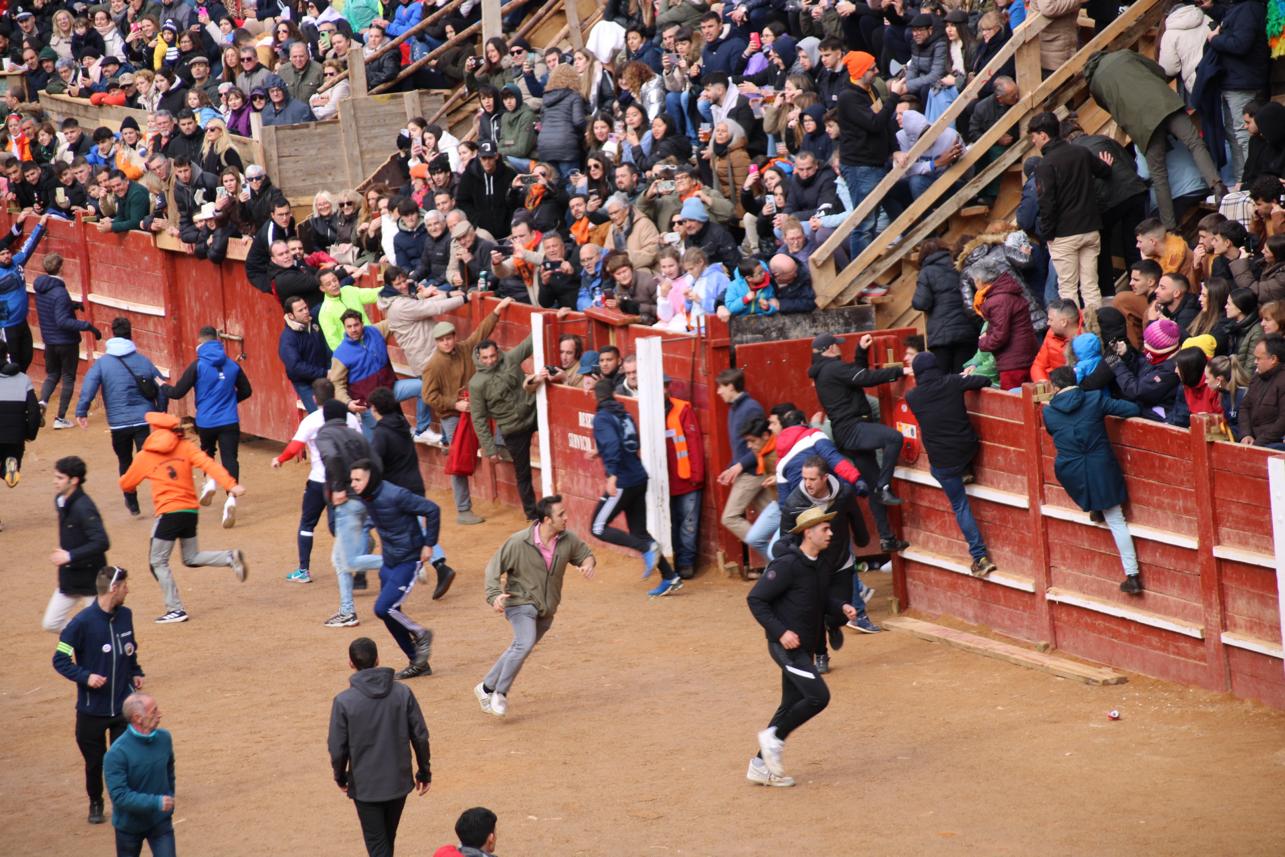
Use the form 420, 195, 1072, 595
22, 218, 1284, 708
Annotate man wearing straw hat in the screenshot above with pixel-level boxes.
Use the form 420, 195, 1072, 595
745, 506, 859, 787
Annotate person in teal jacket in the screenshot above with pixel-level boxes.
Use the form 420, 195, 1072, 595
345, 0, 383, 34
723, 258, 779, 317
103, 693, 176, 856
95, 171, 151, 235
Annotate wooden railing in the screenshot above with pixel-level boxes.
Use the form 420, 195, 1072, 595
811, 0, 1169, 309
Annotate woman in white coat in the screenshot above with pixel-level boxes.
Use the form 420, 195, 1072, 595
1158, 2, 1212, 102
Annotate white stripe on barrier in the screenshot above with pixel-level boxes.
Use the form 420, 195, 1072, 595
901, 547, 1036, 593
893, 466, 1030, 509
1045, 586, 1204, 639
1211, 544, 1276, 569
1039, 504, 1199, 550
87, 293, 165, 317
1220, 631, 1284, 660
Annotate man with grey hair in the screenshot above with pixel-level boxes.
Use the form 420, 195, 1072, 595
413, 209, 453, 283
603, 194, 660, 273
104, 692, 176, 854
279, 41, 323, 103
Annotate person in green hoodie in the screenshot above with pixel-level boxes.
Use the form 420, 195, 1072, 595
497, 84, 537, 173
103, 693, 176, 856
468, 334, 550, 520
95, 171, 151, 234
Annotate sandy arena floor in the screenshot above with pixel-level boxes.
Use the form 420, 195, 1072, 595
2, 427, 1284, 856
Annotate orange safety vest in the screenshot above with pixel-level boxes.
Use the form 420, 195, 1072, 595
666, 398, 693, 480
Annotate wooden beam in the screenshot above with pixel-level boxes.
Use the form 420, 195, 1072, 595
348, 49, 368, 98
369, 0, 525, 95
481, 0, 502, 42
564, 0, 584, 50
809, 13, 1052, 270
883, 616, 1129, 686
813, 0, 1167, 308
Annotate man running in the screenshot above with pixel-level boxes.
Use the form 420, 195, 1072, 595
43, 456, 110, 633
52, 566, 144, 825
0, 338, 40, 496
119, 413, 248, 624
271, 378, 361, 584
589, 378, 682, 597
348, 459, 437, 679
478, 495, 596, 718
746, 507, 858, 787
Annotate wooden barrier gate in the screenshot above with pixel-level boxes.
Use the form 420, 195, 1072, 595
20, 217, 1285, 709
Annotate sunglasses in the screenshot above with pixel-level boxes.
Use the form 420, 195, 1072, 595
240, 56, 256, 62
323, 71, 337, 77
247, 175, 265, 182
109, 566, 125, 590
509, 49, 524, 56
340, 201, 356, 208
252, 94, 267, 100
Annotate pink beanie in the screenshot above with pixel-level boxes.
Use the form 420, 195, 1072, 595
1143, 318, 1180, 355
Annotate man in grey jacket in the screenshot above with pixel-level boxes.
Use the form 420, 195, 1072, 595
329, 636, 432, 857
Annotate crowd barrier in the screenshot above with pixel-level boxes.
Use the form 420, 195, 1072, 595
21, 216, 1284, 709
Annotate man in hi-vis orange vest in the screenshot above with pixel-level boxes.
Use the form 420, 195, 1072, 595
664, 378, 705, 579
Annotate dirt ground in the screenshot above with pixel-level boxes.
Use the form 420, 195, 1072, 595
3, 427, 1285, 856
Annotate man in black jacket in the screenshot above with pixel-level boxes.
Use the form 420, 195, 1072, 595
903, 352, 997, 577
43, 456, 110, 633
836, 51, 900, 257
328, 636, 431, 857
456, 141, 517, 244
367, 387, 457, 600
279, 296, 331, 412
246, 198, 297, 293
677, 197, 740, 272
808, 332, 910, 553
746, 506, 857, 788
784, 151, 840, 224
775, 456, 879, 675
1032, 111, 1114, 311
0, 338, 41, 496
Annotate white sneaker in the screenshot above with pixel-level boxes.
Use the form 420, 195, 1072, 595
199, 478, 217, 506
222, 496, 236, 529
757, 727, 785, 776
413, 428, 444, 446
53, 417, 73, 429
746, 756, 795, 787
416, 562, 428, 584
489, 691, 508, 717
473, 682, 493, 714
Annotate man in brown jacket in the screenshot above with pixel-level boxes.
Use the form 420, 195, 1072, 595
421, 297, 512, 523
1240, 334, 1285, 447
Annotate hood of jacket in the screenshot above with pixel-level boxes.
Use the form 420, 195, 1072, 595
797, 37, 820, 69
1071, 332, 1102, 380
349, 666, 395, 699
899, 109, 930, 146
1083, 50, 1104, 84
34, 274, 63, 295
955, 228, 1015, 270
377, 410, 412, 436
1255, 102, 1285, 148
1166, 3, 1209, 29
197, 338, 227, 369
986, 271, 1025, 299
1047, 385, 1086, 415
105, 337, 137, 357
922, 248, 954, 271
141, 413, 182, 453
1096, 306, 1129, 344
262, 73, 290, 100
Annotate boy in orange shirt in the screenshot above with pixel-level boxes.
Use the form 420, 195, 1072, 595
119, 413, 248, 624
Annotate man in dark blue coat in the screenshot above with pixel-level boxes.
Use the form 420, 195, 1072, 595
278, 295, 331, 413
34, 253, 100, 427
1043, 366, 1145, 594
1207, 0, 1271, 184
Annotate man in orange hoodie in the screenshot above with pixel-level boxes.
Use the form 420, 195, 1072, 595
119, 413, 248, 625
1030, 300, 1081, 383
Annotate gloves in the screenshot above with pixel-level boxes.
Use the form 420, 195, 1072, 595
89, 326, 103, 340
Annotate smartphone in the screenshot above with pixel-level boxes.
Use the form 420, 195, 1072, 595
656, 179, 675, 193
518, 173, 537, 186
748, 163, 759, 176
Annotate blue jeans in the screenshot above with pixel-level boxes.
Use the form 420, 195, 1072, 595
840, 165, 888, 258
114, 818, 176, 857
745, 500, 780, 560
358, 378, 426, 437
849, 563, 870, 613
506, 155, 533, 174
1101, 504, 1139, 577
665, 91, 687, 136
670, 489, 702, 570
331, 498, 381, 616
931, 464, 988, 561
292, 381, 318, 414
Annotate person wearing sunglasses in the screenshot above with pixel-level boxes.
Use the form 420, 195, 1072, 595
234, 48, 271, 95
52, 565, 145, 825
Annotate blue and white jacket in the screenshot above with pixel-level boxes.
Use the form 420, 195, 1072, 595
0, 221, 45, 327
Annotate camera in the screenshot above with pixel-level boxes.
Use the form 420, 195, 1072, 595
495, 239, 514, 254
656, 179, 675, 194
518, 173, 538, 186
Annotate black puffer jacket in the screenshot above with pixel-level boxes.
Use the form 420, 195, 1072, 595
904, 356, 992, 471
808, 350, 904, 439
371, 411, 423, 496
1035, 137, 1112, 238
912, 249, 979, 347
56, 487, 110, 597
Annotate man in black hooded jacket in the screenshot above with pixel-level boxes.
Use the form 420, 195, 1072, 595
456, 141, 517, 242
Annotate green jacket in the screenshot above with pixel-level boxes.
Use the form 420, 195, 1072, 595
344, 0, 382, 33
497, 104, 538, 159
111, 181, 152, 233
484, 524, 594, 617
317, 285, 382, 351
1083, 50, 1186, 152
468, 334, 537, 456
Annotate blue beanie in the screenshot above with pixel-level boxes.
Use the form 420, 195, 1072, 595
679, 197, 708, 222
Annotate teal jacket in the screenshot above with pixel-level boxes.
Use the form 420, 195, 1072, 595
111, 182, 151, 233
104, 726, 175, 834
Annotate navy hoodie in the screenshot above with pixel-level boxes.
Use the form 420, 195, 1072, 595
35, 274, 94, 346
592, 398, 649, 489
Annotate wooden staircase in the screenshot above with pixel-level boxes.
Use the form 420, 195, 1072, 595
808, 0, 1170, 330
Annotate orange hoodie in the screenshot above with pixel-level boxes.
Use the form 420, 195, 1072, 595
119, 413, 238, 516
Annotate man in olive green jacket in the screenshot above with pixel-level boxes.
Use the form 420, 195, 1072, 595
476, 495, 596, 717
468, 333, 548, 519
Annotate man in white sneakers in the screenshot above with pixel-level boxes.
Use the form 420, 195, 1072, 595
478, 496, 596, 717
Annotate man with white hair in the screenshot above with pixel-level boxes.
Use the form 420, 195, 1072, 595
279, 41, 323, 103
602, 193, 661, 273
103, 692, 176, 855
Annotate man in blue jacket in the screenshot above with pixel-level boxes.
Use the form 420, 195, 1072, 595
0, 210, 47, 371
161, 327, 253, 528
104, 693, 176, 856
76, 317, 165, 518
590, 378, 683, 597
35, 253, 101, 428
260, 73, 317, 126
349, 459, 439, 679
715, 367, 770, 554
53, 565, 145, 825
278, 295, 331, 413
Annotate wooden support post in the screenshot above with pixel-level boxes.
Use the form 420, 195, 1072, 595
348, 52, 368, 98
531, 313, 555, 498
1019, 384, 1057, 647
564, 0, 584, 50
481, 0, 502, 41
1014, 37, 1042, 135
337, 100, 367, 189
1190, 414, 1231, 691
